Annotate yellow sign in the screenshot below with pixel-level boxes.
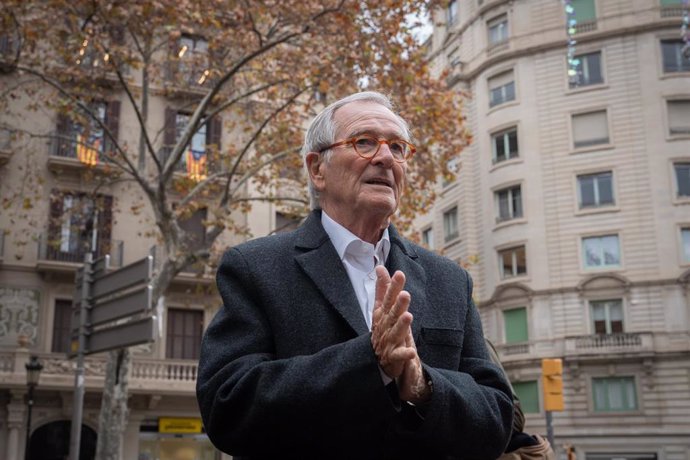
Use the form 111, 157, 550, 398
158, 417, 203, 434
541, 358, 564, 411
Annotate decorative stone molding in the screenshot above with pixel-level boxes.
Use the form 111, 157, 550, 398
0, 286, 41, 346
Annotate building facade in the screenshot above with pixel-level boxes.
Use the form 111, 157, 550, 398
0, 30, 295, 460
420, 0, 690, 458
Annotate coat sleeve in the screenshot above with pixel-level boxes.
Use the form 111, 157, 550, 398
196, 247, 400, 456
392, 272, 514, 460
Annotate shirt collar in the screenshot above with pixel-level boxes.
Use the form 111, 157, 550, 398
321, 210, 390, 263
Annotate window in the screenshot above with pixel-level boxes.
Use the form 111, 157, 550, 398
503, 307, 528, 343
495, 185, 523, 222
682, 227, 690, 262
661, 40, 690, 73
582, 234, 620, 268
499, 246, 526, 279
444, 208, 459, 242
569, 51, 603, 88
52, 299, 73, 354
447, 0, 459, 25
163, 109, 222, 179
422, 227, 434, 249
47, 190, 113, 263
591, 299, 623, 334
488, 70, 515, 108
166, 308, 204, 360
54, 101, 120, 164
443, 207, 459, 242
592, 376, 637, 412
492, 128, 518, 163
487, 14, 508, 46
667, 100, 690, 135
176, 35, 210, 85
571, 0, 596, 22
675, 162, 690, 197
577, 171, 614, 208
512, 381, 540, 413
572, 110, 609, 148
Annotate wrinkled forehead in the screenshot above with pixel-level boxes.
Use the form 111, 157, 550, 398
332, 101, 408, 140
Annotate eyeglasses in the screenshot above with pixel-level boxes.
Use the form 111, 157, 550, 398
318, 135, 416, 163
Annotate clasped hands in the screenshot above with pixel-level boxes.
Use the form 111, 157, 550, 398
371, 265, 431, 404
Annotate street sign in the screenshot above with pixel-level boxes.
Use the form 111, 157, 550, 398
90, 284, 153, 327
90, 255, 152, 300
69, 254, 156, 460
85, 316, 157, 355
69, 255, 156, 357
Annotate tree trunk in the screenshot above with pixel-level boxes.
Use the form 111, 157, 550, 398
95, 349, 131, 460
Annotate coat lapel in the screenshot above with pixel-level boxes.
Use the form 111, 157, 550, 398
387, 227, 427, 343
294, 211, 369, 336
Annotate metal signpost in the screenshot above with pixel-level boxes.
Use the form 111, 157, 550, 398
541, 358, 565, 451
68, 254, 157, 460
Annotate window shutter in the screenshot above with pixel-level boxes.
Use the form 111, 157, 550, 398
572, 0, 596, 22
56, 113, 73, 157
96, 195, 113, 258
572, 110, 608, 147
105, 100, 121, 155
206, 116, 222, 169
163, 108, 177, 164
503, 307, 528, 343
48, 189, 65, 259
488, 70, 513, 90
207, 116, 222, 149
668, 100, 690, 134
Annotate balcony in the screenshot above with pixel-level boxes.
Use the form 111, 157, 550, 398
574, 19, 597, 34
36, 232, 123, 274
495, 332, 662, 364
660, 4, 685, 17
565, 332, 654, 358
0, 350, 197, 395
47, 133, 115, 175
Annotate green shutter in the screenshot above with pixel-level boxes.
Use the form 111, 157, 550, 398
572, 0, 596, 22
592, 377, 637, 411
504, 307, 528, 343
512, 381, 540, 413
660, 0, 681, 5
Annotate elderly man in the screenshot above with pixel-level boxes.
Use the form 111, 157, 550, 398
196, 91, 513, 459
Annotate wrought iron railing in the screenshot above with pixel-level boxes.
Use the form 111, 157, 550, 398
49, 131, 116, 165
37, 232, 123, 267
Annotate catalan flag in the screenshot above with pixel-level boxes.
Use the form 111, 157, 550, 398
186, 148, 207, 182
76, 133, 100, 167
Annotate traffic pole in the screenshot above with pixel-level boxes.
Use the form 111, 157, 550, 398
69, 253, 92, 460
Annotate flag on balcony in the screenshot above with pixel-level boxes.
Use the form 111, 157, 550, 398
76, 133, 100, 167
186, 148, 207, 182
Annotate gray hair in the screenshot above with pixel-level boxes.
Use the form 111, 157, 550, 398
301, 91, 411, 209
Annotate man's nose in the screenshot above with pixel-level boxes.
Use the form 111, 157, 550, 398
371, 143, 395, 167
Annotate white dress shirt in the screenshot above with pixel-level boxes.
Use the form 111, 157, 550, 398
321, 211, 391, 330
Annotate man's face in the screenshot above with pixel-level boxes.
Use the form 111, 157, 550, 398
310, 101, 408, 224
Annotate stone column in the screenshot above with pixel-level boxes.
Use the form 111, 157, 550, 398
6, 391, 27, 460
122, 413, 146, 460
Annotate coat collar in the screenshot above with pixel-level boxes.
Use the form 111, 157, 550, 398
295, 210, 426, 340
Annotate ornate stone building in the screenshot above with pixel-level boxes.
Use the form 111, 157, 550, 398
0, 31, 294, 460
418, 0, 690, 458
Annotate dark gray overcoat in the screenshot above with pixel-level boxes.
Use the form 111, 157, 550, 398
197, 210, 513, 460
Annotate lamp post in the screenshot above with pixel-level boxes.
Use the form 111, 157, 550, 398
24, 355, 43, 460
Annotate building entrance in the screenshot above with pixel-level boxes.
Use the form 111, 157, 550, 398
28, 420, 97, 460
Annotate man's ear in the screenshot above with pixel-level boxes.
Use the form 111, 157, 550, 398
306, 152, 325, 190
